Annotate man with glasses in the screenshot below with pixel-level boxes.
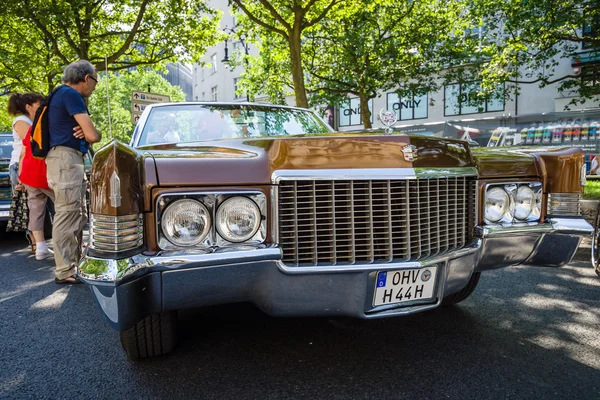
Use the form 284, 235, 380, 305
46, 60, 102, 284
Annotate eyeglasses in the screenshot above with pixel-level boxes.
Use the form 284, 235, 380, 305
88, 75, 98, 83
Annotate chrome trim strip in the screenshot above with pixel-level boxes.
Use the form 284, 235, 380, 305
275, 244, 480, 274
272, 167, 477, 184
272, 168, 417, 183
79, 247, 283, 283
414, 167, 478, 179
477, 217, 593, 237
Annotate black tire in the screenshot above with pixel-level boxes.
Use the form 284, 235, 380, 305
119, 311, 177, 359
442, 272, 481, 306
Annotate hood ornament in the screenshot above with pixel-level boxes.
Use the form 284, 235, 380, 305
402, 144, 418, 162
110, 171, 122, 208
379, 109, 397, 135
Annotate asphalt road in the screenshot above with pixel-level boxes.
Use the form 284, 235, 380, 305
0, 228, 599, 400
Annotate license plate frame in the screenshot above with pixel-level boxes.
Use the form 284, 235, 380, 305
372, 267, 438, 307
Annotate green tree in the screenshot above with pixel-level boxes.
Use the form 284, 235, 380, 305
88, 69, 186, 148
303, 0, 468, 128
0, 0, 221, 93
230, 0, 350, 108
454, 0, 600, 107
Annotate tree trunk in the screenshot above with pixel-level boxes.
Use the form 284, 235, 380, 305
359, 94, 372, 129
288, 25, 309, 108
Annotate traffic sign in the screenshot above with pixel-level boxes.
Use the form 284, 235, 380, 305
131, 91, 171, 123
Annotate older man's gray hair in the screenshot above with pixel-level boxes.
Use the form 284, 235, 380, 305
62, 60, 96, 84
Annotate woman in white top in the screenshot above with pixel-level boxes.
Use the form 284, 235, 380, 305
7, 93, 45, 193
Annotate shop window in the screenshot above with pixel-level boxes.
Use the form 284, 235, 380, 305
386, 92, 428, 120
582, 14, 599, 50
582, 63, 600, 93
339, 98, 373, 127
444, 82, 504, 116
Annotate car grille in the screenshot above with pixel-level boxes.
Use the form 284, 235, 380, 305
277, 177, 477, 267
89, 214, 143, 252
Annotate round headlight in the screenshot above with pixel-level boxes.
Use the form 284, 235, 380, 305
161, 199, 211, 246
485, 187, 510, 223
514, 186, 534, 220
216, 197, 261, 243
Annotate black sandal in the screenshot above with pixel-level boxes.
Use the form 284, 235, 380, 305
25, 230, 36, 254
54, 276, 82, 285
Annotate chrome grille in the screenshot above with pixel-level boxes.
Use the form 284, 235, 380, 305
278, 177, 476, 267
89, 214, 143, 252
547, 193, 581, 216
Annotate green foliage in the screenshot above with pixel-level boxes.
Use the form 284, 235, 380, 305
87, 69, 186, 148
584, 179, 600, 200
0, 0, 222, 93
231, 0, 352, 107
303, 0, 469, 127
455, 0, 600, 107
0, 97, 13, 133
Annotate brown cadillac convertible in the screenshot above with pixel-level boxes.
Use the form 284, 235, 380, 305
80, 102, 593, 358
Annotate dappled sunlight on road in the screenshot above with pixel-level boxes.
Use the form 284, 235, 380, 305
0, 280, 49, 304
464, 261, 600, 370
29, 286, 72, 310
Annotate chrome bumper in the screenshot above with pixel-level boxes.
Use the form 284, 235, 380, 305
79, 217, 592, 331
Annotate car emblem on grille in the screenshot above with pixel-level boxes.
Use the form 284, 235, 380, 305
401, 144, 418, 162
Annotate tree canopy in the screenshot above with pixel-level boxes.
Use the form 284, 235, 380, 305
230, 0, 350, 108
0, 0, 222, 93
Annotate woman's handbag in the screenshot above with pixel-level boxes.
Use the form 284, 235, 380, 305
6, 188, 29, 232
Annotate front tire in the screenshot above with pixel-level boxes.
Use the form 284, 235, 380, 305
442, 272, 481, 305
119, 311, 177, 359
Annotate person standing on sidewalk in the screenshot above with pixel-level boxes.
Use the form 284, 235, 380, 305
47, 60, 102, 284
7, 93, 45, 193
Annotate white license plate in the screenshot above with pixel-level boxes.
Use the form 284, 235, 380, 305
0, 210, 9, 218
373, 267, 438, 306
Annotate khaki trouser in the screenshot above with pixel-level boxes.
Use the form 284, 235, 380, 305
25, 186, 55, 232
46, 146, 87, 280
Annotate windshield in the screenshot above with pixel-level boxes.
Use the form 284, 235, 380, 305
136, 104, 331, 146
0, 135, 13, 160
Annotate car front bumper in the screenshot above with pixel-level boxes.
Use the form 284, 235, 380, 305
79, 217, 593, 331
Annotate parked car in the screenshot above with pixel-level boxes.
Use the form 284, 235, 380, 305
0, 134, 13, 223
80, 103, 593, 359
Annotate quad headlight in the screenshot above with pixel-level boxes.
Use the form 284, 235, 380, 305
161, 199, 211, 246
216, 196, 261, 242
484, 182, 542, 224
157, 192, 267, 249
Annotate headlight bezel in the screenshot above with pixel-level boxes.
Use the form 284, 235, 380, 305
215, 196, 262, 243
156, 191, 267, 250
483, 182, 542, 225
160, 198, 212, 247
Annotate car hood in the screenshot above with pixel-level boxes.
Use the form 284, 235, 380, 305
138, 134, 477, 186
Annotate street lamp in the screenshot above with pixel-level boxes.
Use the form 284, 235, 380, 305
221, 25, 250, 102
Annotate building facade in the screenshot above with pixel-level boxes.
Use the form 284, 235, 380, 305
160, 63, 194, 101
192, 1, 600, 133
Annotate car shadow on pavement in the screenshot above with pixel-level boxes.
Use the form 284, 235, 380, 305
1, 229, 599, 399
123, 260, 600, 400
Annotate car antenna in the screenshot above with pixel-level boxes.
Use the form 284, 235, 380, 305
105, 56, 113, 141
